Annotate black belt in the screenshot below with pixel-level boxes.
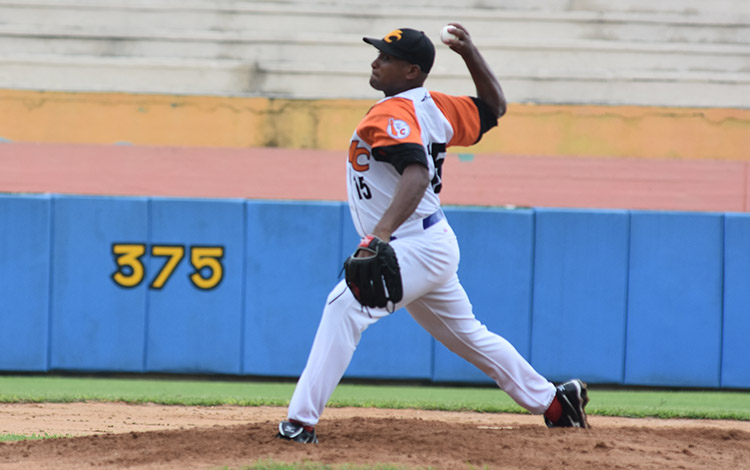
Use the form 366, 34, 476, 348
422, 209, 445, 229
390, 209, 445, 241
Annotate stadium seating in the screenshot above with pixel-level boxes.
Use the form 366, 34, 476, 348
0, 0, 747, 107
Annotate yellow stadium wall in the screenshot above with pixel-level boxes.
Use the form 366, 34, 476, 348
2, 89, 748, 161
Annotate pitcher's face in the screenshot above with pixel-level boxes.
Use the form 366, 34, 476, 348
369, 52, 416, 97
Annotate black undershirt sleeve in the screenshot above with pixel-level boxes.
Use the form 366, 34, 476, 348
470, 97, 499, 144
371, 98, 496, 172
372, 143, 428, 174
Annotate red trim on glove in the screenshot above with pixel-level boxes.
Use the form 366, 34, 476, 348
359, 235, 375, 248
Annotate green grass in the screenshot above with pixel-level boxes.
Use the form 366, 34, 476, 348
587, 388, 750, 420
216, 460, 484, 470
0, 375, 294, 406
215, 461, 438, 470
0, 433, 70, 442
0, 375, 748, 421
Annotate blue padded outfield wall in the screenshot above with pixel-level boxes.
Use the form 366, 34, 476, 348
1, 193, 749, 389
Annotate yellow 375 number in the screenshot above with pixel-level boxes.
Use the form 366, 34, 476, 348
111, 243, 224, 290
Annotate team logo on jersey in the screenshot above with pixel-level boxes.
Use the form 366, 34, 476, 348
387, 118, 411, 139
384, 30, 403, 43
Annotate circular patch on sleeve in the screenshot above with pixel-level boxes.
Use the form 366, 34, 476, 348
386, 118, 411, 139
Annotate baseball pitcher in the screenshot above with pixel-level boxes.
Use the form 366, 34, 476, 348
276, 24, 589, 444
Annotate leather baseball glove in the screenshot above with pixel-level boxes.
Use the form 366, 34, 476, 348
344, 235, 403, 311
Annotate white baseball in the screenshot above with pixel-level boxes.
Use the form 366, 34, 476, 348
440, 25, 458, 44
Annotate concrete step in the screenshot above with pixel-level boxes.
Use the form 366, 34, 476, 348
289, 0, 749, 18
1, 0, 746, 18
1, 0, 747, 107
0, 0, 747, 45
1, 25, 746, 77
260, 61, 750, 107
0, 54, 258, 96
1, 54, 747, 108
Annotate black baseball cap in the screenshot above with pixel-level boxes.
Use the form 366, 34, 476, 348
363, 28, 435, 74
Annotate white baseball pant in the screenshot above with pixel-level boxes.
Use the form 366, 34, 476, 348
287, 217, 556, 425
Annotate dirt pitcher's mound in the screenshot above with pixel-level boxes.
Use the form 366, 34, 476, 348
0, 403, 749, 469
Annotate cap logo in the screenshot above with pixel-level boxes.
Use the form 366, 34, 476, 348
387, 118, 411, 139
384, 29, 403, 43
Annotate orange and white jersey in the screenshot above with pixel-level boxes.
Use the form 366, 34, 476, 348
347, 86, 496, 238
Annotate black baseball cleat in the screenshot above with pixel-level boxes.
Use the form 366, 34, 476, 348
545, 379, 590, 429
276, 420, 319, 444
